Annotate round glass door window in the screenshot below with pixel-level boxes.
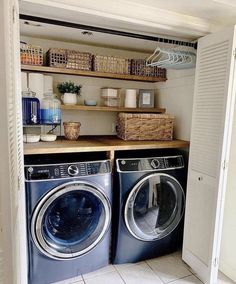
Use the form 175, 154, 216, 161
124, 173, 185, 241
31, 182, 111, 260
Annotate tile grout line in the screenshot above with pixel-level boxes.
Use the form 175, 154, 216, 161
144, 260, 165, 284
172, 255, 195, 276
164, 274, 199, 284
113, 264, 128, 284
145, 256, 195, 284
193, 274, 204, 284
81, 274, 86, 284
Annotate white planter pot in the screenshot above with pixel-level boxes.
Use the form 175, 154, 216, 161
61, 93, 77, 105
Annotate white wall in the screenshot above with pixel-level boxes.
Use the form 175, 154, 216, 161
155, 69, 195, 141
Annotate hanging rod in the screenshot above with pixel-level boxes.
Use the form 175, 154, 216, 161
20, 14, 198, 49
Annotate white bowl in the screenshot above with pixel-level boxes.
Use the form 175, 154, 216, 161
40, 134, 57, 142
23, 134, 40, 143
84, 100, 97, 106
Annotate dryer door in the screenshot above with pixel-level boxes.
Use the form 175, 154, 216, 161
31, 181, 111, 260
124, 173, 185, 241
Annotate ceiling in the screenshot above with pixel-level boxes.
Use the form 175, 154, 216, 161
19, 0, 236, 53
20, 20, 193, 54
127, 0, 236, 25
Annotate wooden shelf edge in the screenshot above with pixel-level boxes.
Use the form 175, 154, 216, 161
24, 136, 189, 155
61, 105, 166, 113
21, 65, 167, 83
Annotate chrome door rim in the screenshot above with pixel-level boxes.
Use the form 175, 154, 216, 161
31, 181, 111, 260
124, 173, 185, 242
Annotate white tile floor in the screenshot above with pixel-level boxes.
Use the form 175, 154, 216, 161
55, 252, 235, 284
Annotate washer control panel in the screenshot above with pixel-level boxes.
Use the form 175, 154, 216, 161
25, 160, 111, 180
117, 155, 184, 172
67, 165, 79, 176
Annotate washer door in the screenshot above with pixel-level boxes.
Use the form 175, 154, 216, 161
124, 173, 185, 241
31, 181, 111, 260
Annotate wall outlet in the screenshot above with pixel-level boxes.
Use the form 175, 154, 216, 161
111, 123, 116, 133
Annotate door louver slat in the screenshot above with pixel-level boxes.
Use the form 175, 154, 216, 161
191, 40, 229, 177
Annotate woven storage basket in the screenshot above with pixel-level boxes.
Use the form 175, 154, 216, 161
93, 55, 131, 74
66, 50, 92, 70
131, 59, 166, 78
20, 43, 43, 66
117, 113, 174, 141
47, 48, 67, 68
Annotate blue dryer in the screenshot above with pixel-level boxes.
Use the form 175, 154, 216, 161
112, 154, 187, 264
25, 159, 112, 284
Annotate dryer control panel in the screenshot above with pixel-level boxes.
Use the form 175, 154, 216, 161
25, 160, 111, 180
117, 155, 184, 172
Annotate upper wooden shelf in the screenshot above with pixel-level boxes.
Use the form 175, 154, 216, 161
21, 65, 167, 83
61, 105, 166, 113
24, 136, 189, 155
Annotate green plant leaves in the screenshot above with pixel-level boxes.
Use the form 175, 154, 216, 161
57, 81, 82, 95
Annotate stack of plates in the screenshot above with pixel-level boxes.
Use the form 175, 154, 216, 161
23, 134, 57, 143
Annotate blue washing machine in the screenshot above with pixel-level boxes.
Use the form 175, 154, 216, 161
112, 154, 187, 264
25, 158, 112, 284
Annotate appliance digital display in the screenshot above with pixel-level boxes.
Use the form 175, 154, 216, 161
166, 157, 182, 168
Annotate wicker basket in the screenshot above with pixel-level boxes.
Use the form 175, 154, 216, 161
66, 50, 92, 70
117, 113, 174, 141
131, 59, 166, 78
63, 121, 81, 141
20, 42, 43, 66
47, 48, 67, 68
47, 48, 93, 70
93, 55, 131, 74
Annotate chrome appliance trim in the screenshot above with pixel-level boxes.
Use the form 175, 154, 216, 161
31, 180, 111, 260
124, 173, 185, 242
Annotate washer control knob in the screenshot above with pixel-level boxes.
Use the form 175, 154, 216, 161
68, 165, 79, 176
150, 159, 160, 169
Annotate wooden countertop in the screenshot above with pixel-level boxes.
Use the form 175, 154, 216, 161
24, 136, 189, 155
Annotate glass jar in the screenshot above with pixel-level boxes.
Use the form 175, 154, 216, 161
41, 93, 61, 124
22, 89, 40, 125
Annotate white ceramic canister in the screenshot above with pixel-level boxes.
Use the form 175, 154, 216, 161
44, 75, 53, 94
28, 73, 44, 102
125, 89, 137, 108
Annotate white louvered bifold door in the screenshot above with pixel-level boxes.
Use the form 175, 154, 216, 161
183, 26, 236, 284
0, 0, 27, 283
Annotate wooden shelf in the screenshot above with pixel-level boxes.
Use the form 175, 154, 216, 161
21, 65, 167, 83
61, 105, 166, 113
24, 136, 189, 155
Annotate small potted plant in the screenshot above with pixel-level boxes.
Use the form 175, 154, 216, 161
57, 81, 82, 105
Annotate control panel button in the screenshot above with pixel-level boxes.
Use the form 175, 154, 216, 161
150, 159, 160, 169
67, 165, 79, 176
28, 167, 34, 173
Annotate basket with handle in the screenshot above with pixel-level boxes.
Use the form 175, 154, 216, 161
93, 55, 131, 74
46, 48, 67, 68
131, 59, 166, 78
20, 42, 43, 66
66, 50, 92, 70
117, 113, 174, 140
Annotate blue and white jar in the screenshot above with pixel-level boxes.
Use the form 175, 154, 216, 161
41, 93, 61, 124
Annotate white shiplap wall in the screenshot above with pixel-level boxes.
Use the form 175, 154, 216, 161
155, 68, 195, 141
21, 35, 196, 139
21, 36, 156, 135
